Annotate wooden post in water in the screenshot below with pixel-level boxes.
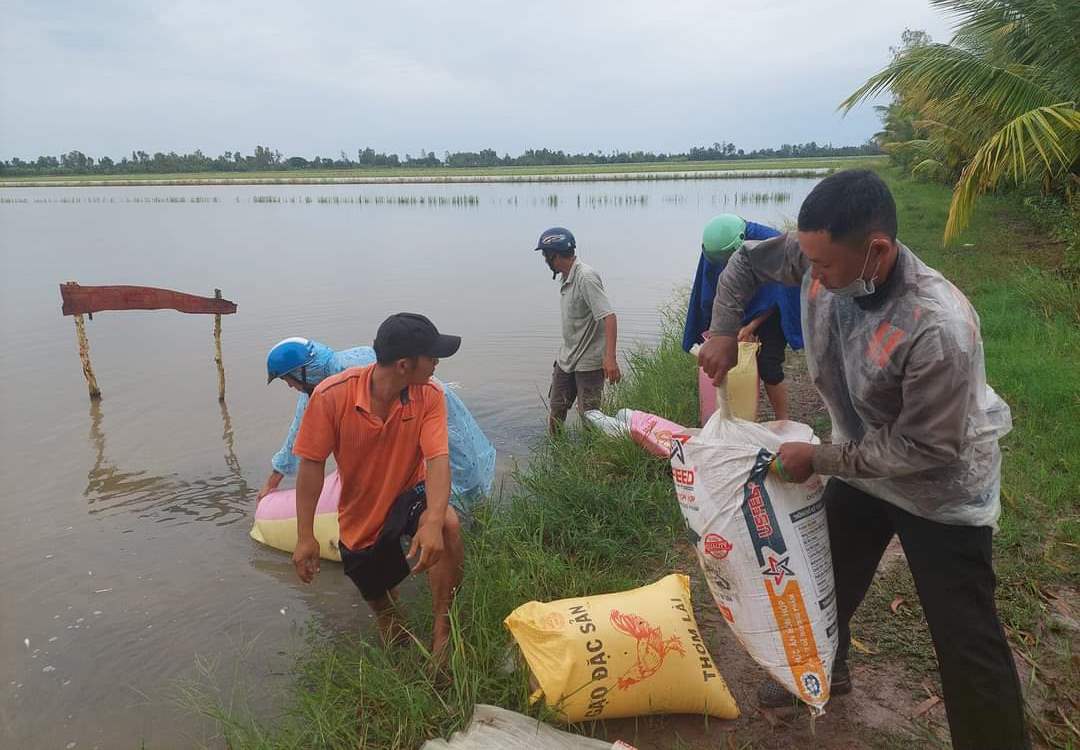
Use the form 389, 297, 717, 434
73, 311, 102, 400
59, 281, 236, 401
213, 288, 226, 402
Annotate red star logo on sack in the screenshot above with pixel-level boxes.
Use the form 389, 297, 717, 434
703, 533, 733, 560
764, 555, 795, 587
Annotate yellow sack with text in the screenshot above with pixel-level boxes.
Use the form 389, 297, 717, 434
504, 574, 738, 722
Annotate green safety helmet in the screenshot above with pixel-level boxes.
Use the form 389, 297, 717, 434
701, 214, 747, 264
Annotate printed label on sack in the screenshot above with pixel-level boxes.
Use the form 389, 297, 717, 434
742, 449, 829, 704
610, 608, 687, 691
566, 603, 614, 718
568, 594, 721, 719
672, 462, 698, 509
766, 577, 828, 703
669, 435, 688, 464
741, 450, 786, 564
789, 496, 834, 605
703, 533, 733, 560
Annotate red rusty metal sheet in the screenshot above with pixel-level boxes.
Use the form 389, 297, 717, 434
60, 283, 237, 316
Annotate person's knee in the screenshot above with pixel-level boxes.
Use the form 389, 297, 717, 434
757, 354, 785, 385
442, 506, 462, 545
367, 592, 395, 612
576, 373, 604, 413
549, 391, 572, 423
761, 369, 785, 386
549, 364, 576, 423
756, 335, 786, 382
577, 392, 602, 414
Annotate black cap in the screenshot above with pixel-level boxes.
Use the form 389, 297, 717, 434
374, 313, 461, 362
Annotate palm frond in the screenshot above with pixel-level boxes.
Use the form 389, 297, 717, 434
945, 102, 1080, 241
912, 159, 950, 180
913, 119, 967, 138
848, 0, 1080, 244
840, 43, 1060, 120
917, 94, 1002, 153
932, 0, 1080, 91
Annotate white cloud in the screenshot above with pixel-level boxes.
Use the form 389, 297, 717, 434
0, 0, 955, 159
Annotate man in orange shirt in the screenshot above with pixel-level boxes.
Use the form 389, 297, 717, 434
291, 313, 464, 661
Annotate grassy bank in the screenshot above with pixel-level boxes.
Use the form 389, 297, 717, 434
188, 313, 698, 748
2, 155, 884, 187
194, 168, 1078, 748
882, 168, 1079, 585
848, 170, 1079, 747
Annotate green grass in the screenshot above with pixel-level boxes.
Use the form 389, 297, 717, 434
849, 170, 1080, 748
0, 155, 885, 186
190, 166, 1078, 749
880, 170, 1079, 591
184, 315, 700, 749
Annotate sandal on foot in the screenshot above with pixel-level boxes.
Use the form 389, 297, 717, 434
757, 663, 852, 708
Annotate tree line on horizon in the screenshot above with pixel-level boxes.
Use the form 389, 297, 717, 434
0, 140, 881, 177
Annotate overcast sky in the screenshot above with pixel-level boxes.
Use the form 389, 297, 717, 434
0, 0, 956, 160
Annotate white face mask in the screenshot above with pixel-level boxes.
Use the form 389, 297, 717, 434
831, 243, 882, 298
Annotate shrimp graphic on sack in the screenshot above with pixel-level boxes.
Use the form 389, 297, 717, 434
610, 609, 686, 689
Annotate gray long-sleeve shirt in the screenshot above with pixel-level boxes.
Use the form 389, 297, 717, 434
710, 233, 1012, 527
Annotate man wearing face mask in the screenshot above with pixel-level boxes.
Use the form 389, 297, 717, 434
697, 170, 1028, 749
535, 227, 621, 434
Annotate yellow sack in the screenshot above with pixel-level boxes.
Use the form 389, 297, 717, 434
504, 574, 738, 722
696, 341, 760, 424
727, 341, 761, 420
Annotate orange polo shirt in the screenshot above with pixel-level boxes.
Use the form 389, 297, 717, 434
292, 365, 449, 550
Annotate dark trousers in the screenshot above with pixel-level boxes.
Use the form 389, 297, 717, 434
755, 308, 787, 386
826, 479, 1030, 750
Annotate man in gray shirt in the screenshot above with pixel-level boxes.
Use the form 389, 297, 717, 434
534, 227, 621, 434
698, 171, 1028, 750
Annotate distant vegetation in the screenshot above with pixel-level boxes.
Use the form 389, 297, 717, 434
0, 141, 881, 178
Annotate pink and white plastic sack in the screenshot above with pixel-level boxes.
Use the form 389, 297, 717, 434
251, 471, 344, 560
584, 408, 690, 458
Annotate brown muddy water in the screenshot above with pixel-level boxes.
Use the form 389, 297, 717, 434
0, 177, 818, 748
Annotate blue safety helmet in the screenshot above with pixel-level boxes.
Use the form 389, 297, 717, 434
266, 337, 317, 384
534, 227, 576, 255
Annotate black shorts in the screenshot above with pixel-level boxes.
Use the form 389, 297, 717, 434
755, 312, 787, 386
338, 484, 427, 601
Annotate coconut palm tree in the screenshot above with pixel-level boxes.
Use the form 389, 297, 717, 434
841, 0, 1079, 242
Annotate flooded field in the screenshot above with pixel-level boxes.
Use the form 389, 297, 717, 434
0, 175, 818, 748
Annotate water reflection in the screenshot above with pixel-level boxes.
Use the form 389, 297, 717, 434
84, 399, 252, 525
219, 399, 243, 479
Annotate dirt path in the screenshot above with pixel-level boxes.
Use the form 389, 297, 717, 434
598, 352, 1070, 749
595, 539, 947, 750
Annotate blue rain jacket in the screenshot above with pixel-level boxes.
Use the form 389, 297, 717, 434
271, 341, 496, 503
682, 220, 803, 352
